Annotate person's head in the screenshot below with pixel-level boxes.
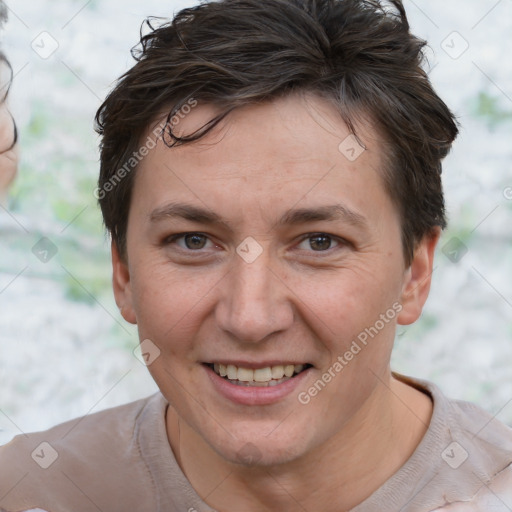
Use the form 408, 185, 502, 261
96, 0, 457, 466
96, 0, 458, 267
0, 0, 18, 205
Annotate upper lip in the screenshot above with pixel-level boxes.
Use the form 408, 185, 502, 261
204, 361, 311, 369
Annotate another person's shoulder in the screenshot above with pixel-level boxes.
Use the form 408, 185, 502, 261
0, 393, 166, 512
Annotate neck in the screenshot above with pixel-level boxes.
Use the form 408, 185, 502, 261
166, 373, 432, 512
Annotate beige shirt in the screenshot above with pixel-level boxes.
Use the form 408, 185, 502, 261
1, 375, 512, 511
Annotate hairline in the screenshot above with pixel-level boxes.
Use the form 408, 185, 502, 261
115, 92, 418, 267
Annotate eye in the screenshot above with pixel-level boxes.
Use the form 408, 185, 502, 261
165, 232, 214, 250
297, 233, 341, 252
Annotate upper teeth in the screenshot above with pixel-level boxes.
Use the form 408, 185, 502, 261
213, 363, 305, 382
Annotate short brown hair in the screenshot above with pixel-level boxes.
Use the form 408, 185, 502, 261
95, 0, 458, 265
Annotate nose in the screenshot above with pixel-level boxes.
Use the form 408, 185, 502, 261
215, 252, 294, 344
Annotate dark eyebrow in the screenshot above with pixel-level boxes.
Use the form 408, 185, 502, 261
278, 204, 368, 229
149, 203, 225, 225
149, 202, 367, 230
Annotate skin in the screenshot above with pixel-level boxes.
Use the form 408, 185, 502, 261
0, 98, 18, 206
0, 57, 18, 205
113, 93, 438, 511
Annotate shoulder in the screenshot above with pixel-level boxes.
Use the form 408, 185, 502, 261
422, 378, 512, 510
401, 374, 512, 470
384, 374, 512, 511
437, 397, 512, 510
431, 464, 512, 511
448, 395, 512, 469
0, 392, 162, 460
0, 393, 166, 512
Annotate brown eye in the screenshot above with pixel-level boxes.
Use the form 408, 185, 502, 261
309, 235, 332, 251
183, 233, 208, 249
163, 232, 216, 253
295, 233, 347, 254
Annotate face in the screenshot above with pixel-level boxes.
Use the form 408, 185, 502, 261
0, 59, 18, 203
113, 93, 436, 466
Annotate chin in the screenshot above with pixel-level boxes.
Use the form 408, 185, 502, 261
205, 422, 312, 468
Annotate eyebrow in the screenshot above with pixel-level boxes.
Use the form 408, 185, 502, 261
278, 204, 367, 229
149, 202, 368, 230
150, 203, 224, 225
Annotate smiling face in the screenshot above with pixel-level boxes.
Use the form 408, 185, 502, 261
113, 93, 437, 466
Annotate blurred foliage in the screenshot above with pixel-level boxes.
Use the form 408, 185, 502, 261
8, 97, 112, 306
472, 91, 512, 129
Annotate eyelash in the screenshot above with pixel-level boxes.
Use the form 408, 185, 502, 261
163, 232, 349, 255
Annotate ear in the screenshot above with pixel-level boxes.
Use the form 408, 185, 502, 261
397, 227, 441, 326
112, 241, 137, 325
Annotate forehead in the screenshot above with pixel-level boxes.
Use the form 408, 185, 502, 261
132, 93, 397, 229
161, 94, 377, 168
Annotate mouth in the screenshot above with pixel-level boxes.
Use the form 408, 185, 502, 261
204, 362, 313, 387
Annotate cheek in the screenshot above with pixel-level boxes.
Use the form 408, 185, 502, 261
290, 261, 402, 337
130, 262, 221, 350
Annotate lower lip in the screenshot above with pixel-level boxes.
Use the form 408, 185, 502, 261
204, 364, 312, 406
